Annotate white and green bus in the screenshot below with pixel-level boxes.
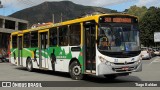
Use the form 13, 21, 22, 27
10, 14, 142, 80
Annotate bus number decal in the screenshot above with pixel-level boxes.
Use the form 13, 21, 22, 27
114, 59, 118, 63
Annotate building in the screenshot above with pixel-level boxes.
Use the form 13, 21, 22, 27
0, 15, 28, 61
0, 15, 28, 33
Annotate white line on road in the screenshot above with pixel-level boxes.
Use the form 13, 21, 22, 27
149, 57, 160, 65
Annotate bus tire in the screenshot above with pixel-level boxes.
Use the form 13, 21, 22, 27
69, 61, 83, 80
26, 58, 33, 72
104, 74, 117, 80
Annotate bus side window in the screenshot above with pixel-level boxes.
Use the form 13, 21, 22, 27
69, 23, 81, 46
49, 28, 57, 46
23, 33, 30, 48
59, 26, 68, 46
31, 31, 38, 47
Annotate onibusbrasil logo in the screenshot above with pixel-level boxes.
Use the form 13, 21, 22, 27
1, 82, 42, 87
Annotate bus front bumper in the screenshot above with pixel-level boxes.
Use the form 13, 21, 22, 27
97, 61, 142, 75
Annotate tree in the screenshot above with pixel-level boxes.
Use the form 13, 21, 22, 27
126, 5, 147, 21
140, 7, 160, 47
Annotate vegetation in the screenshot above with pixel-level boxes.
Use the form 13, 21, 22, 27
125, 5, 147, 20
126, 6, 160, 47
10, 1, 117, 26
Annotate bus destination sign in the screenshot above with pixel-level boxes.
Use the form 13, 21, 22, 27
104, 17, 132, 23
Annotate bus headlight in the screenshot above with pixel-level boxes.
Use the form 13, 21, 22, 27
99, 56, 112, 66
99, 56, 106, 62
105, 61, 112, 66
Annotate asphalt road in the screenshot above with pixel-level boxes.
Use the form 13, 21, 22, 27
0, 56, 160, 90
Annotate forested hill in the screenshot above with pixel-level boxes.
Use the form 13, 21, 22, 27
10, 1, 117, 26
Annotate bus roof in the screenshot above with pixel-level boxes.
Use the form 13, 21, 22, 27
11, 13, 137, 35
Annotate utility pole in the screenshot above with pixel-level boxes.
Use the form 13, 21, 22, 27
61, 13, 63, 22
52, 14, 54, 23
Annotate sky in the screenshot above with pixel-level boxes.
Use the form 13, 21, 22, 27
0, 0, 160, 16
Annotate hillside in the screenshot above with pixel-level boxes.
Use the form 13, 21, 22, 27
10, 1, 117, 26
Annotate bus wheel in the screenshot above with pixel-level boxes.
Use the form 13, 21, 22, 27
26, 58, 33, 72
104, 75, 117, 80
69, 61, 83, 80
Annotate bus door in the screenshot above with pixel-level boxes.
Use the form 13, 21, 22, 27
18, 35, 23, 66
39, 30, 49, 69
84, 21, 96, 73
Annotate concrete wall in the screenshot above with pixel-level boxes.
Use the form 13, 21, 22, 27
0, 15, 28, 33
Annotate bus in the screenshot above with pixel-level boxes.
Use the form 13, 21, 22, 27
10, 13, 142, 80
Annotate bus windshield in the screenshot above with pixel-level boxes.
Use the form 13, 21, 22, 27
98, 23, 140, 52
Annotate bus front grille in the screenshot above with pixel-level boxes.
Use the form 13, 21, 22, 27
112, 67, 135, 72
113, 62, 135, 65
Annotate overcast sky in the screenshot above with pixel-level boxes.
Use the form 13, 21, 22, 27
0, 0, 160, 16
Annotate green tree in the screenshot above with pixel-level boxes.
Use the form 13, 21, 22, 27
140, 7, 160, 46
126, 5, 147, 21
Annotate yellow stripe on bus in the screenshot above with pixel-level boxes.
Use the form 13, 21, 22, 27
38, 29, 49, 33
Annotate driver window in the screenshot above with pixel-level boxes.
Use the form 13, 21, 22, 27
98, 27, 114, 50
99, 37, 110, 50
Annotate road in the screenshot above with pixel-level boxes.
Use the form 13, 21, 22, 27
0, 56, 160, 89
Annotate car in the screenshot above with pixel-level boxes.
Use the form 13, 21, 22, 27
0, 53, 5, 62
148, 48, 156, 57
153, 49, 160, 56
152, 47, 160, 56
141, 47, 152, 59
0, 48, 9, 62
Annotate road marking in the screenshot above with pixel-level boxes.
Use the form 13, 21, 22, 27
149, 57, 160, 65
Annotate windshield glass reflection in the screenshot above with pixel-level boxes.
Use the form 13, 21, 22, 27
98, 24, 140, 52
